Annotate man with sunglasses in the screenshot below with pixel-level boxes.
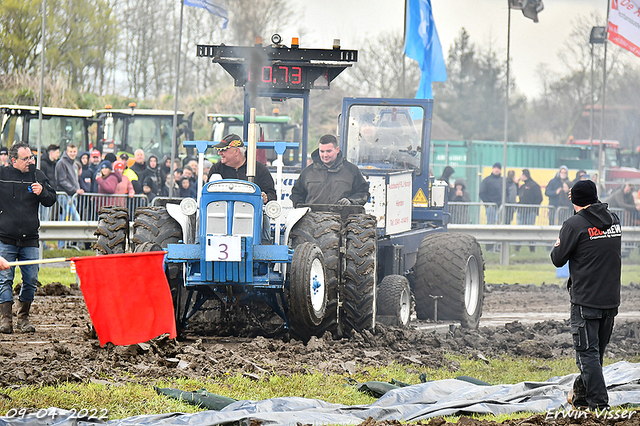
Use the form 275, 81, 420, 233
0, 142, 57, 334
206, 134, 276, 243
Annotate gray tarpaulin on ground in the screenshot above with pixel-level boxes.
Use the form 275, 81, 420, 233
2, 362, 640, 426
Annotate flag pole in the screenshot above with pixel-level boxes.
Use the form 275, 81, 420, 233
501, 1, 511, 222
169, 0, 186, 198
37, 0, 47, 170
597, 0, 610, 191
8, 257, 69, 267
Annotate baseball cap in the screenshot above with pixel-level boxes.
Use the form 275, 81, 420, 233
113, 160, 126, 171
0, 147, 8, 155
99, 160, 112, 170
569, 180, 598, 207
493, 162, 502, 169
91, 149, 101, 158
214, 134, 244, 151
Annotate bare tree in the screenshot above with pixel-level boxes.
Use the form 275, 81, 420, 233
227, 0, 294, 45
527, 12, 627, 144
337, 31, 421, 98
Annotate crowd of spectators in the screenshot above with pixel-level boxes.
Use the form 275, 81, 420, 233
31, 145, 208, 205
444, 164, 640, 226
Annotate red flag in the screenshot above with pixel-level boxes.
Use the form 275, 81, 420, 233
72, 251, 176, 346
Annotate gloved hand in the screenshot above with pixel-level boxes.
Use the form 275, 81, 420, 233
337, 198, 351, 206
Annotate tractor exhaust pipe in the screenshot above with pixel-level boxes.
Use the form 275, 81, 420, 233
247, 108, 257, 183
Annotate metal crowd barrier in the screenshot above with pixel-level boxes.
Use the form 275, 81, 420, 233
448, 202, 639, 227
500, 203, 555, 226
39, 192, 70, 221
449, 202, 497, 225
40, 192, 150, 222
73, 193, 150, 221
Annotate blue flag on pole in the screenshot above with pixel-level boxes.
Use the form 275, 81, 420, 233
184, 0, 228, 29
404, 0, 447, 99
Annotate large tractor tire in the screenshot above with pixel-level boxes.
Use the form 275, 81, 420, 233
342, 214, 377, 332
377, 275, 412, 328
131, 206, 182, 251
288, 242, 328, 340
93, 206, 129, 255
289, 211, 341, 336
131, 206, 186, 335
413, 233, 484, 329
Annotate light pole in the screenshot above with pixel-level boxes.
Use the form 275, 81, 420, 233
589, 26, 607, 162
502, 0, 543, 219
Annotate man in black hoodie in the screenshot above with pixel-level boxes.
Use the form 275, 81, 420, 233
551, 180, 621, 410
479, 162, 503, 225
40, 144, 60, 186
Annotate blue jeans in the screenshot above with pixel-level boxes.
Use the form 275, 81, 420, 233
63, 198, 81, 221
485, 205, 497, 225
570, 303, 617, 409
0, 242, 39, 304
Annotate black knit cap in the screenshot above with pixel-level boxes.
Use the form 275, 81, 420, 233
569, 180, 599, 207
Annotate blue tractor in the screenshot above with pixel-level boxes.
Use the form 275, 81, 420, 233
92, 35, 485, 340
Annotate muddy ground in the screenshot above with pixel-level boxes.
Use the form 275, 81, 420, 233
1, 282, 640, 425
1, 282, 639, 388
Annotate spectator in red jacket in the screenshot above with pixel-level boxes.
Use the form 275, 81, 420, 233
95, 161, 120, 194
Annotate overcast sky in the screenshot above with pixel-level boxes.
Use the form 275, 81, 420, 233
284, 0, 608, 99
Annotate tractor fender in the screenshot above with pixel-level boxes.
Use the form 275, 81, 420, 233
283, 207, 311, 245
166, 203, 192, 244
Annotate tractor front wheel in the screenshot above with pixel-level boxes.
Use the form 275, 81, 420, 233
288, 242, 327, 340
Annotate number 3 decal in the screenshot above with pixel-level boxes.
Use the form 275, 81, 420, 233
218, 243, 228, 260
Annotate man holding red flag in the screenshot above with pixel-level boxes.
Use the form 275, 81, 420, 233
0, 142, 57, 334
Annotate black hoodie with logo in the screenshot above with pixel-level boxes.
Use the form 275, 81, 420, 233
550, 202, 621, 309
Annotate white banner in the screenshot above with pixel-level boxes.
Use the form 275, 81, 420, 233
608, 0, 640, 57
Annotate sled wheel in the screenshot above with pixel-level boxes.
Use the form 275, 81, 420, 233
377, 275, 412, 328
413, 232, 484, 328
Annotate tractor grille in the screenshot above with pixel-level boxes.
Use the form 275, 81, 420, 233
232, 202, 254, 236
206, 201, 227, 234
206, 201, 254, 237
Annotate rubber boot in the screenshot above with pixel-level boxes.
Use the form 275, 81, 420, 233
0, 302, 13, 334
16, 300, 35, 333
567, 376, 589, 409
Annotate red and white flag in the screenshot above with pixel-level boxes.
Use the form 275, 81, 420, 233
608, 0, 640, 57
72, 251, 176, 346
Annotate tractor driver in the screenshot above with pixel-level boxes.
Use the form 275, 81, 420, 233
291, 134, 369, 207
207, 134, 276, 243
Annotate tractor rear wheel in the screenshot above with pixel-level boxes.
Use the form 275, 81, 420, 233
131, 206, 182, 251
413, 233, 484, 328
93, 206, 129, 255
289, 211, 341, 337
342, 214, 377, 333
377, 275, 411, 328
131, 206, 186, 335
288, 242, 327, 340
